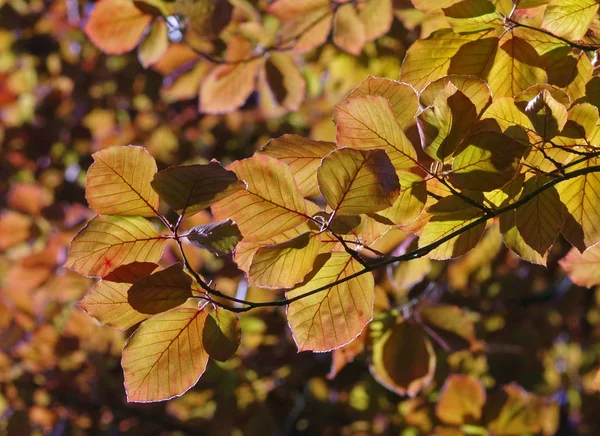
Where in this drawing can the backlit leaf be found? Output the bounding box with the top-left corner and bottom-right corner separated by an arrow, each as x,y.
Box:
317,148 -> 400,216
370,320 -> 436,397
65,215 -> 166,278
358,0 -> 393,42
541,0 -> 599,40
377,172 -> 427,226
203,308 -> 240,362
560,245 -> 600,287
249,232 -> 321,289
86,145 -> 160,217
286,253 -> 374,352
333,4 -> 366,55
151,162 -> 244,218
84,0 -> 152,55
186,219 -> 242,256
436,375 -> 486,425
128,263 -> 193,315
122,305 -> 209,402
484,384 -> 546,434
420,75 -> 492,116
500,210 -> 548,265
419,304 -> 476,343
335,95 -> 419,171
260,53 -> 306,116
258,134 -> 336,197
443,0 -> 503,32
138,19 -> 168,68
211,155 -> 309,242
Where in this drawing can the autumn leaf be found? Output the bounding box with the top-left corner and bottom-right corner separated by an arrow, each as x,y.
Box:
122,305 -> 209,402
259,53 -> 306,116
211,155 -> 309,242
286,253 -> 374,352
541,0 -> 599,41
151,162 -> 244,218
420,75 -> 492,116
138,19 -> 168,68
317,148 -> 400,216
202,308 -> 241,362
86,145 -> 160,217
333,4 -> 366,55
186,219 -> 242,256
436,375 -> 486,425
65,215 -> 166,278
377,172 -> 427,226
84,0 -> 152,55
484,384 -> 547,434
560,245 -> 600,287
419,304 -> 476,344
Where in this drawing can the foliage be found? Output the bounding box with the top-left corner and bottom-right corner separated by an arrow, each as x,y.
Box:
5,0 -> 600,434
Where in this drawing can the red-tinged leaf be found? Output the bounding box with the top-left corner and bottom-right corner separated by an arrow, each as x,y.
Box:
86,145 -> 160,217
370,320 -> 436,397
128,263 -> 193,315
65,215 -> 167,278
419,304 -> 476,344
259,53 -> 306,116
122,305 -> 209,402
199,58 -> 264,114
0,211 -> 32,251
358,0 -> 393,42
138,19 -> 168,68
333,4 -> 366,55
327,330 -> 366,379
557,157 -> 600,251
418,195 -> 486,260
343,76 -> 419,128
541,0 -> 599,40
560,245 -> 600,287
436,375 -> 486,425
376,172 -> 428,226
249,232 -> 321,289
516,176 -> 563,255
318,148 -> 400,216
211,155 -> 309,242
84,0 -> 152,55
420,75 -> 492,116
286,253 -> 374,352
258,134 -> 336,197
449,131 -> 526,191
151,162 -> 244,218
335,95 -> 419,171
203,308 -> 241,362
186,219 -> 242,256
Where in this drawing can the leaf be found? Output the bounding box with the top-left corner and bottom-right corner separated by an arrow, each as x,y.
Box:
286,253 -> 374,352
560,245 -> 600,287
122,306 -> 209,402
419,304 -> 476,343
86,145 -> 160,217
443,0 -> 503,32
203,308 -> 241,362
249,232 -> 321,289
0,211 -> 31,251
481,96 -> 535,132
370,320 -> 436,397
335,95 -> 419,171
419,195 -> 486,260
186,219 -> 242,256
151,162 -> 244,218
128,263 -> 193,315
78,263 -> 158,330
199,58 -> 264,114
449,131 -> 526,191
484,384 -> 546,434
317,148 -> 400,216
358,0 -> 393,42
84,0 -> 152,55
487,34 -> 547,98
333,4 -> 366,55
523,89 -> 568,139
173,0 -> 233,39
65,215 -> 166,278
257,134 -> 336,197
436,375 -> 486,425
211,155 -> 309,242
417,82 -> 479,162
328,331 -> 366,379
259,53 -> 306,116
343,76 -> 419,128
138,19 -> 168,68
541,0 -> 599,40
400,29 -> 498,91
500,210 -> 548,265
377,172 -> 428,226
515,176 -> 563,255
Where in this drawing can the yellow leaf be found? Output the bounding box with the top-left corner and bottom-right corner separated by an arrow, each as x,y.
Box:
318,148 -> 400,216
377,172 -> 428,226
138,19 -> 168,68
443,0 -> 503,32
420,75 -> 492,116
560,245 -> 600,287
211,155 -> 309,242
419,304 -> 476,343
436,375 -> 486,425
203,308 -> 240,362
500,210 -> 548,265
259,53 -> 306,117
286,253 -> 374,352
541,0 -> 599,40
86,145 -> 160,217
333,4 -> 366,55
358,0 -> 393,42
65,216 -> 167,278
122,306 -> 209,402
485,384 -> 546,434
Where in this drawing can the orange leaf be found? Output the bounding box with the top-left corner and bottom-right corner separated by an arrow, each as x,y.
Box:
333,4 -> 366,55
436,375 -> 486,425
560,245 -> 600,287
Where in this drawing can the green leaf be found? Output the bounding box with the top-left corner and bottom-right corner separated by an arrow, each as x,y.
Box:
449,130 -> 526,191
211,155 -> 309,242
249,232 -> 321,289
186,219 -> 242,256
286,253 -> 374,352
65,215 -> 166,278
335,95 -> 419,171
122,305 -> 209,402
86,145 -> 159,217
203,308 -> 241,362
317,148 -> 400,216
257,134 -> 336,197
128,263 -> 193,315
151,162 -> 244,218
541,0 -> 599,41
